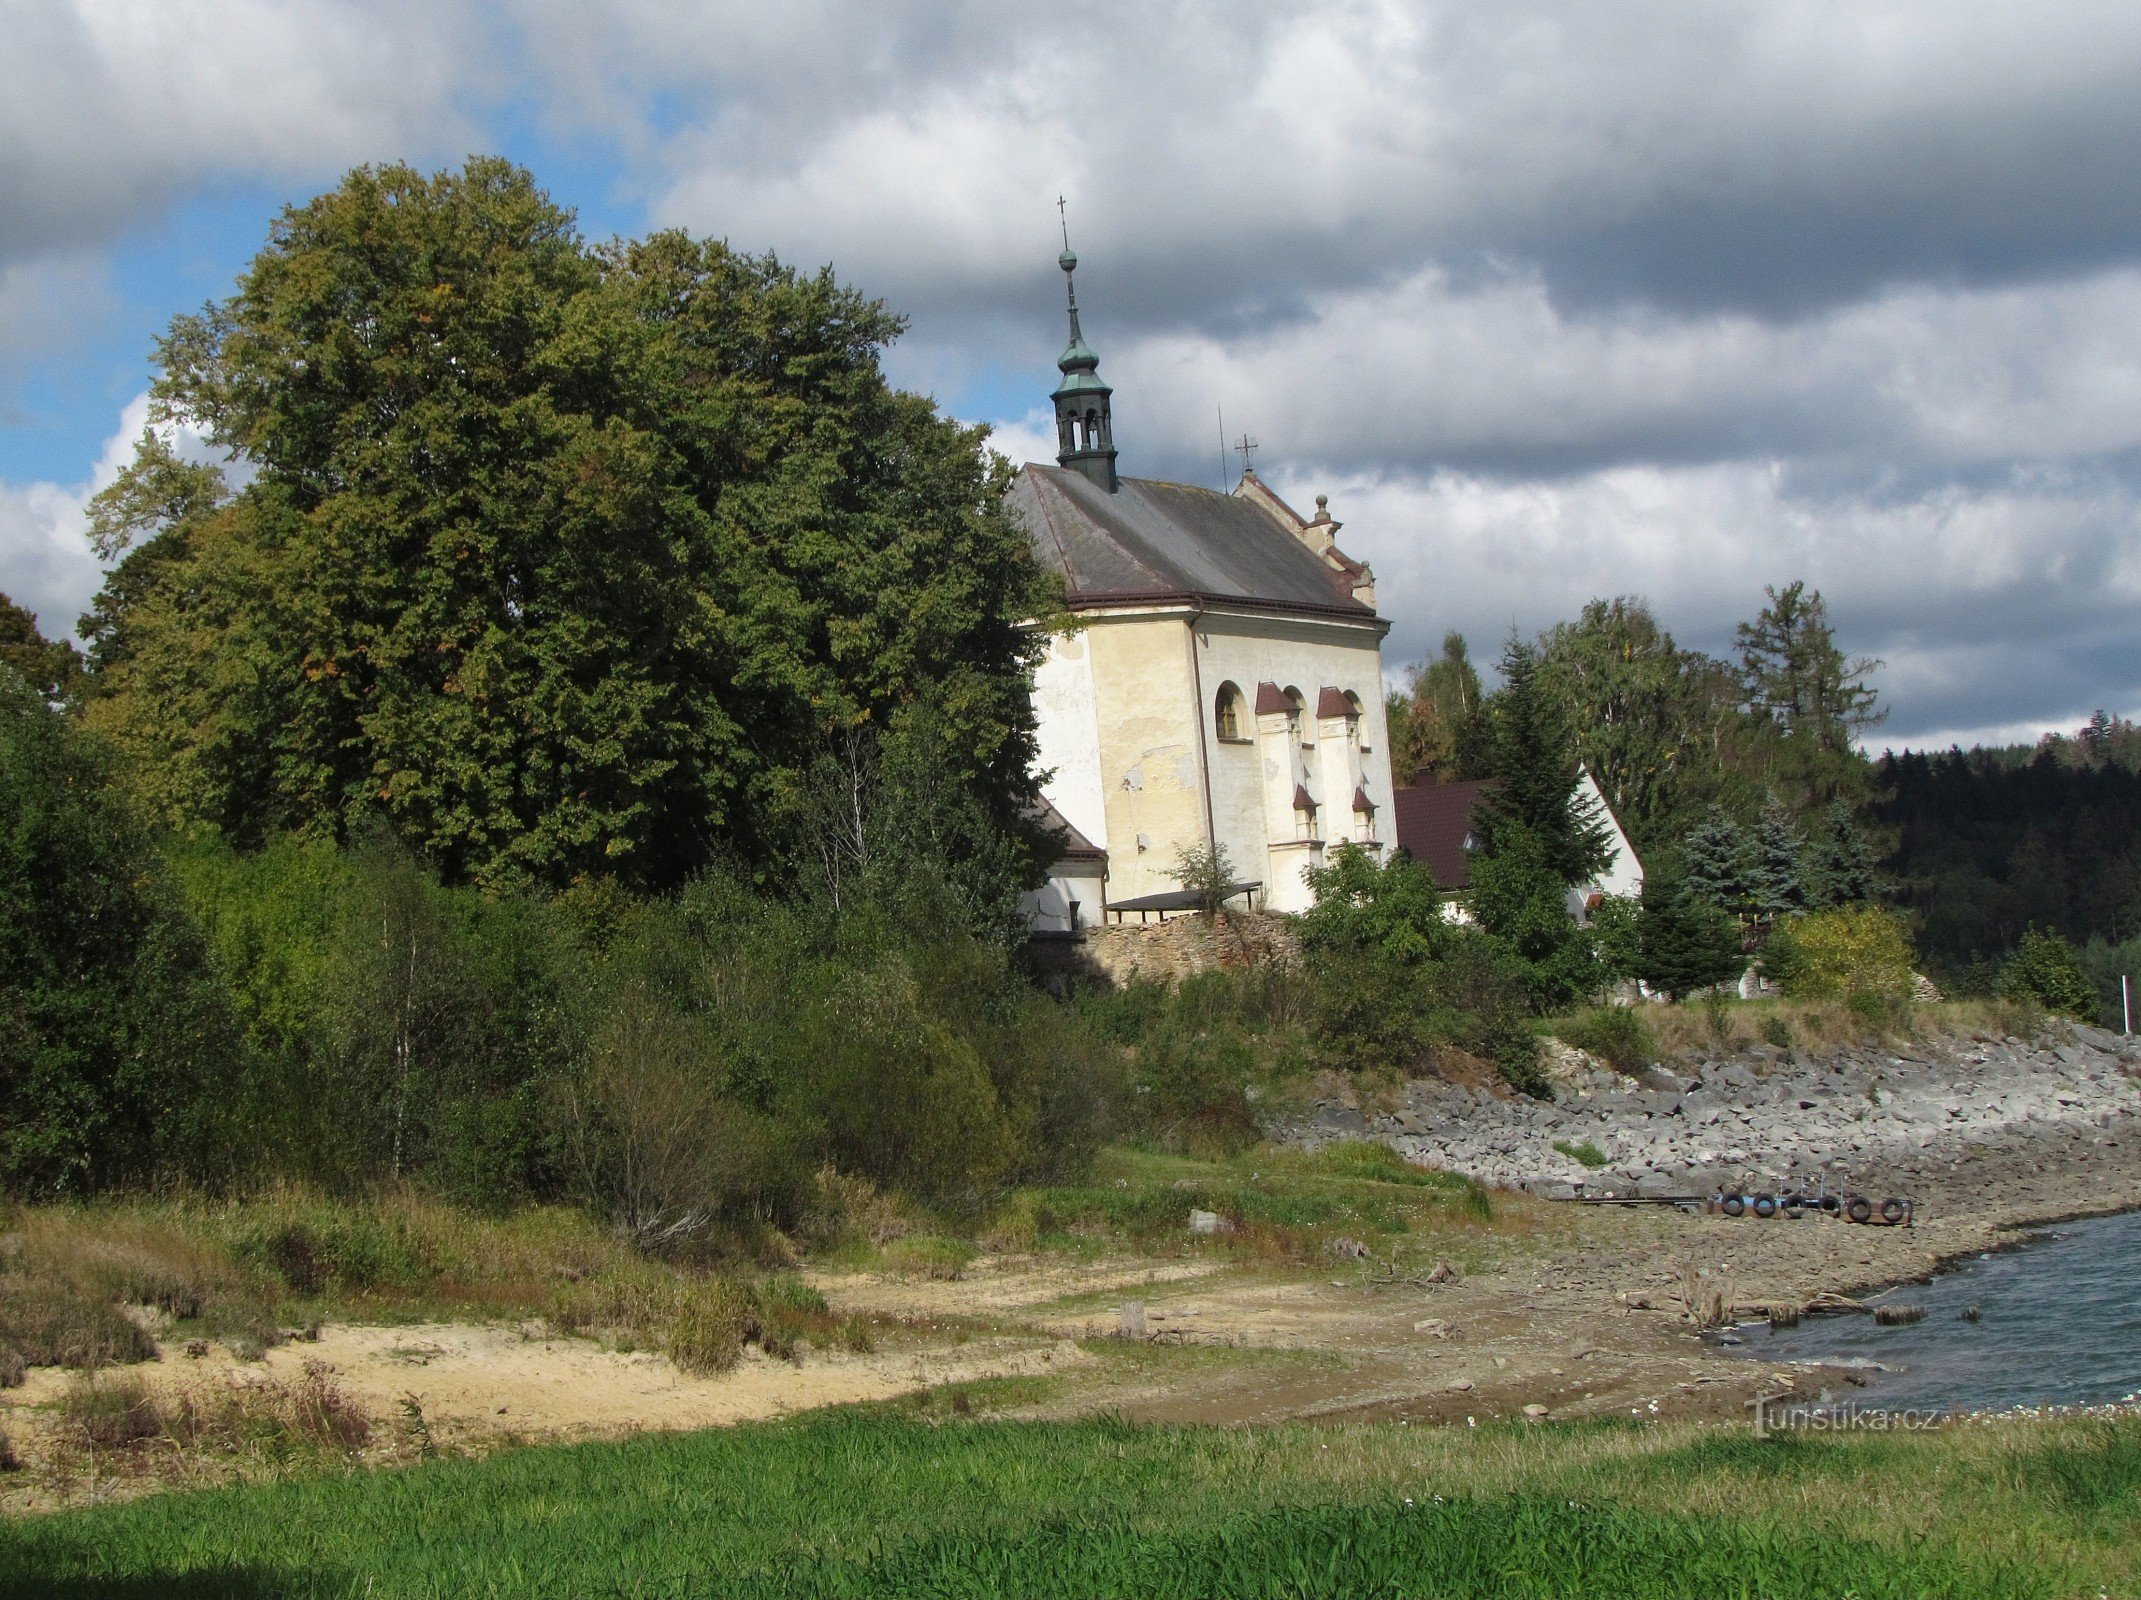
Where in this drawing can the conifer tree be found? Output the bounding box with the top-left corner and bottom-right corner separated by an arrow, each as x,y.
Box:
1746,801 -> 1809,920
1802,800 -> 1878,908
1475,637 -> 1613,885
1679,806 -> 1752,916
1633,872 -> 1745,1002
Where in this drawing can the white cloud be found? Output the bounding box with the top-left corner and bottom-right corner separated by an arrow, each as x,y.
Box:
7,0 -> 2141,742
1257,456 -> 2141,740
0,0 -> 485,264
0,392 -> 211,639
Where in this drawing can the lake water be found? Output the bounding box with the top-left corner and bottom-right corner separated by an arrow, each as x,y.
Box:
1724,1208 -> 2141,1414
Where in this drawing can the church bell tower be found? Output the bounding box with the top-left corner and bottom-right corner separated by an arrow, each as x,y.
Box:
1051,238 -> 1118,493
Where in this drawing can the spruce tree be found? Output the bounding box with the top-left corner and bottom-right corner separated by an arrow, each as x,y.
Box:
1634,872 -> 1745,1002
1746,801 -> 1809,920
1475,637 -> 1614,885
1802,801 -> 1878,908
1679,806 -> 1752,916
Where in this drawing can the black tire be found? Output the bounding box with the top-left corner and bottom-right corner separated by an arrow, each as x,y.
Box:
1721,1194 -> 1746,1218
1752,1194 -> 1778,1219
1881,1198 -> 1906,1224
1847,1196 -> 1873,1224
1820,1196 -> 1842,1213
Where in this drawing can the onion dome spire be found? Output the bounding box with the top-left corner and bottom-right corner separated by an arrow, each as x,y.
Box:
1050,203 -> 1118,492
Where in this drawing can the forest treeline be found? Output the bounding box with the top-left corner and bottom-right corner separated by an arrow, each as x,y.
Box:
1385,594 -> 2141,1010
1,158 -> 2132,1229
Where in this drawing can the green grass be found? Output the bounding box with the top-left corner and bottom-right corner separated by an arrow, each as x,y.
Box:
1552,1139 -> 1609,1168
4,1411 -> 2124,1598
995,1142 -> 1498,1263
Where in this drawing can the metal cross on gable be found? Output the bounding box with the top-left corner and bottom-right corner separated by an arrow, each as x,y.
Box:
1234,433 -> 1259,471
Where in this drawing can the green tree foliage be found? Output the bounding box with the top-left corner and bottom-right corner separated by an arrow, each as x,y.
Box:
1299,844 -> 1454,1067
1474,638 -> 1613,884
1746,800 -> 1809,919
1762,906 -> 1915,1001
79,158 -> 1053,901
1997,929 -> 2096,1020
167,836 -> 1107,1218
1679,806 -> 1753,916
1876,745 -> 2141,970
1735,581 -> 1883,806
1632,873 -> 1744,1002
0,673 -> 235,1193
1387,631 -> 1488,782
1299,845 -> 1541,1090
1534,597 -> 1754,853
0,595 -> 82,704
1802,800 -> 1879,909
1465,825 -> 1606,1013
1167,839 -> 1241,920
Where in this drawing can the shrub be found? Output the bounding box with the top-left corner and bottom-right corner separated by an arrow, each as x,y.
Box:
59,1372 -> 162,1449
285,1360 -> 372,1453
1999,929 -> 2096,1021
231,1206 -> 424,1296
1553,1139 -> 1608,1168
0,1421 -> 17,1471
0,1277 -> 159,1368
1763,906 -> 1914,1001
0,1347 -> 22,1387
881,1235 -> 975,1281
1550,1007 -> 1656,1074
666,1280 -> 759,1376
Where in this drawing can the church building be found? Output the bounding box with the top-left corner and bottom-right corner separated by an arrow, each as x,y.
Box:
1011,244 -> 1396,928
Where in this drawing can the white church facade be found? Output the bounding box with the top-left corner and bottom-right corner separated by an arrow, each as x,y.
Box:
1008,244 -> 1396,928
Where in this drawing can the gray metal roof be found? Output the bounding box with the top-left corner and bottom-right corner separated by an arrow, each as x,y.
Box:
1008,464 -> 1374,617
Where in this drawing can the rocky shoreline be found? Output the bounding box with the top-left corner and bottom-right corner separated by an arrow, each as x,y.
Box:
1292,1022 -> 2141,1207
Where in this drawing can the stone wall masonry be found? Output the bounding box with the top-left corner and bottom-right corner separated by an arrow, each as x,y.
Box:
1077,911 -> 1301,987
1283,1025 -> 2141,1201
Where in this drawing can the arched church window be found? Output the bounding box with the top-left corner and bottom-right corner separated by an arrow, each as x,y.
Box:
1284,688 -> 1308,749
1344,691 -> 1367,750
1215,682 -> 1247,742
1085,409 -> 1099,448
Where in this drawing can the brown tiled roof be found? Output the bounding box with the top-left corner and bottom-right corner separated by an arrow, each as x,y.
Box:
1316,686 -> 1354,717
1292,783 -> 1316,812
1256,681 -> 1292,714
1390,777 -> 1497,890
1352,785 -> 1375,813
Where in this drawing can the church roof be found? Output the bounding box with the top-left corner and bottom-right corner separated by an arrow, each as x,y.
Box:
1008,464 -> 1376,618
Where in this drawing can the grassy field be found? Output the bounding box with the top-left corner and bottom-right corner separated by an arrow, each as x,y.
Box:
3,1408 -> 2135,1598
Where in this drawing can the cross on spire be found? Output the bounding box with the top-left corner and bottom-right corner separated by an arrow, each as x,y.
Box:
1058,195 -> 1069,251
1234,434 -> 1259,472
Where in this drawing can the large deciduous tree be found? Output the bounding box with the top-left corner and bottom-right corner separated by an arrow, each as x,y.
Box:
1534,596 -> 1755,853
79,159 -> 1054,899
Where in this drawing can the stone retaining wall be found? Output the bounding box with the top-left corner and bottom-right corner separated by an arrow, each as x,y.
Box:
1076,912 -> 1300,987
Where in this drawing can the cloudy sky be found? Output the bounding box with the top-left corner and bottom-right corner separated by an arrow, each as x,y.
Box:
5,1 -> 2139,748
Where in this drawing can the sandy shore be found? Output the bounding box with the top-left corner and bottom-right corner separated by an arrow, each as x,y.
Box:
5,1024 -> 2133,1513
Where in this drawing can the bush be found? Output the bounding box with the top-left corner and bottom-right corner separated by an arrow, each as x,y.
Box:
667,1280 -> 759,1376
0,1277 -> 159,1368
881,1235 -> 976,1281
1550,1007 -> 1657,1074
1999,929 -> 2096,1021
59,1372 -> 162,1448
0,673 -> 236,1193
1763,906 -> 1914,1001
